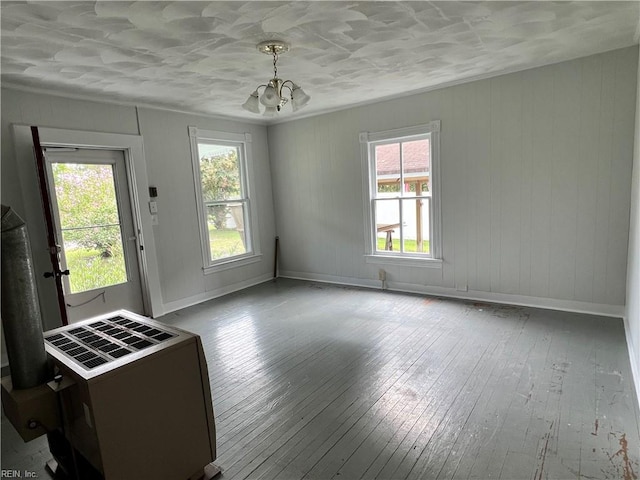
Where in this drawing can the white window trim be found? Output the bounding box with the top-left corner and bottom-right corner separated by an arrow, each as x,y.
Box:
188,126 -> 261,274
360,121 -> 442,268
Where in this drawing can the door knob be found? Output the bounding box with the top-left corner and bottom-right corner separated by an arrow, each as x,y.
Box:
44,270 -> 70,279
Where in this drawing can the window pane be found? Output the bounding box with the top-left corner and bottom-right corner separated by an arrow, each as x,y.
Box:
51,162 -> 129,293
62,226 -> 127,293
401,197 -> 430,254
198,144 -> 242,201
207,203 -> 247,261
374,199 -> 400,252
52,163 -> 119,229
375,143 -> 401,194
401,139 -> 430,194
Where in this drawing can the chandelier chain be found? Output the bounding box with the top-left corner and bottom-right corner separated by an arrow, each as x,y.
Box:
273,52 -> 278,78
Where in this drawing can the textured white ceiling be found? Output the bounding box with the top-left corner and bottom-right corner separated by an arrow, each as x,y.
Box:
2,1 -> 639,123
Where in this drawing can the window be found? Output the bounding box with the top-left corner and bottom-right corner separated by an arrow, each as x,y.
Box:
361,121 -> 441,265
189,127 -> 260,272
48,158 -> 128,294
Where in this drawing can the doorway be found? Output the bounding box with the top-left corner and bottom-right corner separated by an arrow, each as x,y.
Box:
43,148 -> 144,322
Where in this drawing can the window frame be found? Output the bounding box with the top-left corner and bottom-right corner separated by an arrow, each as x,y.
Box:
360,121 -> 442,267
188,126 -> 261,274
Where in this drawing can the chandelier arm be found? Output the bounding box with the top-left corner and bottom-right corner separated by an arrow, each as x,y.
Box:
280,82 -> 294,96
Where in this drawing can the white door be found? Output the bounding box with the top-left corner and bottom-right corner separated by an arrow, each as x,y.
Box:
44,148 -> 144,322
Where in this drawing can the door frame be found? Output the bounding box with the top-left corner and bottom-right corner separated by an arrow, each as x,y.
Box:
43,147 -> 146,320
13,125 -> 163,326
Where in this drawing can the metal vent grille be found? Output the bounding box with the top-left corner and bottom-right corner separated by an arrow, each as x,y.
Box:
44,315 -> 176,370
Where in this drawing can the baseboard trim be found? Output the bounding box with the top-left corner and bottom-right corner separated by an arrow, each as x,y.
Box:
161,273 -> 273,315
279,270 -> 625,318
280,271 -> 382,290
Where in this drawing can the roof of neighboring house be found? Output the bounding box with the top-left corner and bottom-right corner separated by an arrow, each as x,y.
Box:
376,139 -> 430,178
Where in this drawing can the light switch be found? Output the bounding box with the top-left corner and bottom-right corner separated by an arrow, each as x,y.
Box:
149,201 -> 158,214
151,214 -> 159,226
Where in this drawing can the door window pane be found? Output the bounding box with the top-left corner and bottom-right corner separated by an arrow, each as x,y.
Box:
62,227 -> 127,293
53,164 -> 120,228
51,163 -> 128,294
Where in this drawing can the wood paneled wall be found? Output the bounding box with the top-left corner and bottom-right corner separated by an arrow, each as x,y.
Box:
1,46 -> 637,320
268,46 -> 638,312
625,45 -> 640,405
136,108 -> 276,306
0,90 -> 276,318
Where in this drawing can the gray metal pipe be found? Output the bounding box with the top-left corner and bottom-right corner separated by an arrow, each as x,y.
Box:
1,204 -> 50,388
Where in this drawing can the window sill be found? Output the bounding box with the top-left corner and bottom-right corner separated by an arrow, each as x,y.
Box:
203,253 -> 262,275
364,254 -> 443,268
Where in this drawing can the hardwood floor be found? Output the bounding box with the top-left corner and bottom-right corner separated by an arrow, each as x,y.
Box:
2,279 -> 639,479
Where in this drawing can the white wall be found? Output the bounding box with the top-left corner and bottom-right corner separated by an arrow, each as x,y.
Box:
1,90 -> 142,332
136,107 -> 276,309
625,45 -> 640,405
268,46 -> 638,315
1,89 -> 276,326
0,47 -> 637,327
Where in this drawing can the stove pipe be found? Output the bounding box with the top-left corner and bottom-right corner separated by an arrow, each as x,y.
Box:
1,205 -> 50,388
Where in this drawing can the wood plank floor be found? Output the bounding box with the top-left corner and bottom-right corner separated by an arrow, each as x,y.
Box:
2,279 -> 639,479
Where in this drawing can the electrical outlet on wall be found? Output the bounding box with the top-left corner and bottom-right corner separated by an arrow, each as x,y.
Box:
378,269 -> 386,281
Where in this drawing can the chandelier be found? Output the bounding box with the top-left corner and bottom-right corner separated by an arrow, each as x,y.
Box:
242,40 -> 310,116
